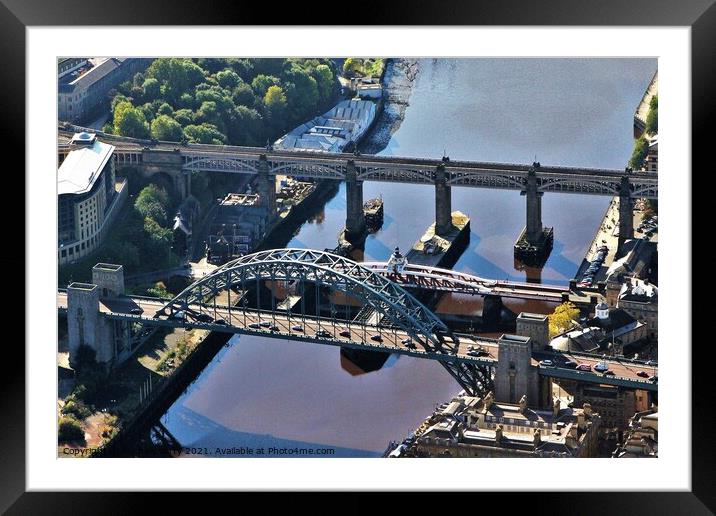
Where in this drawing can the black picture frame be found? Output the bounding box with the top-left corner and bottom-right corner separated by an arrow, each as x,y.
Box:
4,0 -> 708,513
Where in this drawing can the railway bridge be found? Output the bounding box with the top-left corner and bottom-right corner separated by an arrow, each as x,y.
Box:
59,125 -> 657,256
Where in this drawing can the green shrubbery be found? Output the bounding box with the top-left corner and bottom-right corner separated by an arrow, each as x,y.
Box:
628,136 -> 649,170
645,95 -> 658,135
58,416 -> 85,444
105,58 -> 339,145
342,58 -> 385,78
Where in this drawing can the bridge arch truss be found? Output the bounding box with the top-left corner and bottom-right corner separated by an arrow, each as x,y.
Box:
157,248 -> 493,395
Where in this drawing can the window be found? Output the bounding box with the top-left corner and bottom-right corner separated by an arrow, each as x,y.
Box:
61,249 -> 66,257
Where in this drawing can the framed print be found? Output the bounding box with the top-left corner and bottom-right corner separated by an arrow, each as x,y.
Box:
4,0 -> 710,512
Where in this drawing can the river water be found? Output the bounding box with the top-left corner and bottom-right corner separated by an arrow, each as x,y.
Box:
160,58 -> 657,457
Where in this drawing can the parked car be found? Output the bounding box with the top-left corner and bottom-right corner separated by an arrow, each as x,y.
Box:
593,362 -> 609,373
291,324 -> 304,332
539,359 -> 554,367
576,363 -> 592,371
315,329 -> 332,338
259,321 -> 271,328
248,322 -> 261,329
339,330 -> 351,338
637,371 -> 649,378
401,338 -> 412,345
370,334 -> 383,342
564,360 -> 577,368
602,370 -> 615,376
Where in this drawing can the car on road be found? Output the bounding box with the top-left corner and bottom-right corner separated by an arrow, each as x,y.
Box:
248,322 -> 261,329
602,370 -> 615,376
593,362 -> 609,373
291,324 -> 304,332
315,329 -> 332,338
370,334 -> 383,342
339,330 -> 351,338
269,325 -> 279,331
130,307 -> 143,315
214,318 -> 227,325
259,321 -> 272,328
539,360 -> 554,367
636,371 -> 649,378
467,350 -> 483,357
649,375 -> 658,383
576,363 -> 592,371
564,360 -> 577,368
645,360 -> 656,366
401,338 -> 412,346
170,310 -> 186,320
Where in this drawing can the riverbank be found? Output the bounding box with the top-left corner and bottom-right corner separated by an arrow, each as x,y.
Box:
358,59 -> 419,154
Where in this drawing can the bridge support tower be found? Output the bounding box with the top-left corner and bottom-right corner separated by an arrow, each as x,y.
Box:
516,312 -> 549,351
494,334 -> 539,406
617,175 -> 634,257
514,164 -> 553,266
435,162 -> 452,236
67,264 -> 133,370
258,154 -> 277,219
345,160 -> 366,242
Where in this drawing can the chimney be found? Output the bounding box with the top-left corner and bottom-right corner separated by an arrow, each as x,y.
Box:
495,425 -> 503,444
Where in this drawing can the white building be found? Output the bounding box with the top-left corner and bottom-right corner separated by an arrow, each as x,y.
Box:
58,133 -> 127,265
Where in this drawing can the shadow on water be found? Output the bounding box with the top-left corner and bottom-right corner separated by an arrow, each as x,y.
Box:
165,404 -> 381,458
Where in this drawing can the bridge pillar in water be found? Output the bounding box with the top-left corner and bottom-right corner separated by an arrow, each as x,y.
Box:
258,154 -> 276,219
434,163 -> 452,236
494,334 -> 539,406
523,167 -> 544,242
515,165 -> 553,265
617,175 -> 634,256
516,312 -> 549,351
345,160 -> 366,241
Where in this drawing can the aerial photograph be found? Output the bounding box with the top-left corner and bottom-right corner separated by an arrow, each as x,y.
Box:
57,57 -> 658,458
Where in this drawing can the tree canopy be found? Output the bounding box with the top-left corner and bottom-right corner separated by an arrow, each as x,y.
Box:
105,58 -> 338,146
548,302 -> 580,338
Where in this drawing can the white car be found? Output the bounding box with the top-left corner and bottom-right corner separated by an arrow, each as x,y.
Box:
593,362 -> 609,373
539,359 -> 554,367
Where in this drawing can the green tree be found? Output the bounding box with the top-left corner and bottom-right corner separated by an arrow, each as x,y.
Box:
251,74 -> 280,98
313,64 -> 334,102
264,85 -> 287,119
283,66 -> 319,120
548,302 -> 580,338
157,102 -> 174,116
183,123 -> 226,144
151,114 -> 184,142
113,100 -> 150,138
629,136 -> 649,170
343,58 -> 361,77
146,58 -> 205,103
232,82 -> 257,108
58,416 -> 85,444
142,77 -> 161,102
217,69 -> 241,89
173,108 -> 194,126
645,95 -> 658,135
135,184 -> 170,225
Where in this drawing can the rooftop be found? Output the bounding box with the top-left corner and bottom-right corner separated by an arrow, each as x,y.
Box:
58,138 -> 115,196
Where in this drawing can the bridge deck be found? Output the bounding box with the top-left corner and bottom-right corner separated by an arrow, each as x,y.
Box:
57,292 -> 657,391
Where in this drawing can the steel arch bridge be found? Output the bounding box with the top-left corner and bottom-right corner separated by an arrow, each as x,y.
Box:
156,248 -> 493,395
